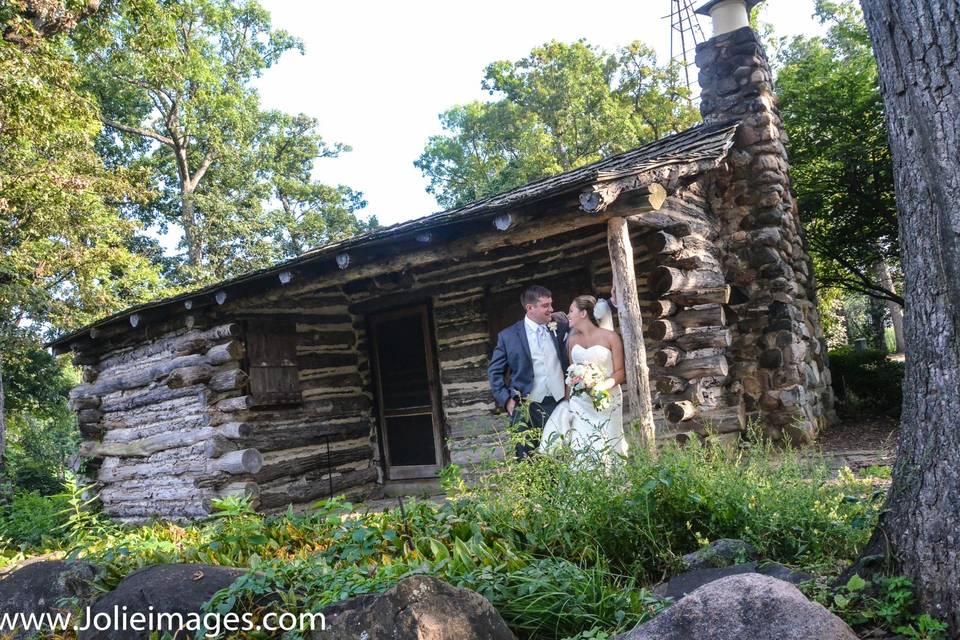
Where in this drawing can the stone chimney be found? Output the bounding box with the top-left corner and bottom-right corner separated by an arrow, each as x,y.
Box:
693,0 -> 835,442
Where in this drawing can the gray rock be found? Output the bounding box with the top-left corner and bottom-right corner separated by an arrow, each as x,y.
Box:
0,559 -> 99,639
655,561 -> 813,602
313,574 -> 515,640
621,573 -> 856,640
78,563 -> 248,640
680,538 -> 757,570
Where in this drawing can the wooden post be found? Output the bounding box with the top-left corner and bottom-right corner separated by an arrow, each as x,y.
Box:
607,216 -> 657,453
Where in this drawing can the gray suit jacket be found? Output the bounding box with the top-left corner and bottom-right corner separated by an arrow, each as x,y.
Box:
487,312 -> 570,408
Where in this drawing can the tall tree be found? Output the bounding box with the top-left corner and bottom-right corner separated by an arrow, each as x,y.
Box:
73,0 -> 371,281
858,0 -> 960,631
257,111 -> 373,258
776,1 -> 902,306
74,0 -> 298,276
1,0 -> 165,475
416,40 -> 699,208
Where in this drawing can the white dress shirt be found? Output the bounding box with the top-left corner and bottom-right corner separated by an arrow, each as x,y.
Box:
523,316 -> 566,402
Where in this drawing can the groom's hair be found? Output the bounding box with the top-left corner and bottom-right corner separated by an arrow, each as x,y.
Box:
521,285 -> 552,308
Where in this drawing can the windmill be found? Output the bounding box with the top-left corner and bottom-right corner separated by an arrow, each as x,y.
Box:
668,0 -> 708,103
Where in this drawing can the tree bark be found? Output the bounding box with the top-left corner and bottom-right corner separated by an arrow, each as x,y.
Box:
607,217 -> 657,453
182,190 -> 202,268
859,1 -> 960,631
876,261 -> 906,352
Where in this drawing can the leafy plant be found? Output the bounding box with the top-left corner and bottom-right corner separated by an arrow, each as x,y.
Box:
806,574 -> 949,639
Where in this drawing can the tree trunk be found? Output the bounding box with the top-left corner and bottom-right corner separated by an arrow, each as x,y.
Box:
868,296 -> 887,352
859,0 -> 960,631
876,261 -> 906,352
606,217 -> 657,453
182,190 -> 202,268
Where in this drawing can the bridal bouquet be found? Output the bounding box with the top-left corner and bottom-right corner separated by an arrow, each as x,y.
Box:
565,362 -> 612,411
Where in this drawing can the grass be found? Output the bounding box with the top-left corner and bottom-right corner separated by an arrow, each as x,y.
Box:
1,431 -> 945,639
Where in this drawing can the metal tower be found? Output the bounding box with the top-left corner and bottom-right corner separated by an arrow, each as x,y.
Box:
668,0 -> 707,103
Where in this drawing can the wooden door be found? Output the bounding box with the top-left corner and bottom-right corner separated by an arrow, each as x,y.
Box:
369,305 -> 444,480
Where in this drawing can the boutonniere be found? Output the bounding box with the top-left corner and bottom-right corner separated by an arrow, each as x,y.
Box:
547,321 -> 558,337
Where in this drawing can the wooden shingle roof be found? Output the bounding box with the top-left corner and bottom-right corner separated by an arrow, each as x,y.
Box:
48,119 -> 739,351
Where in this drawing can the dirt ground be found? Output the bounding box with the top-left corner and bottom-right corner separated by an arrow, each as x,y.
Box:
809,414 -> 900,472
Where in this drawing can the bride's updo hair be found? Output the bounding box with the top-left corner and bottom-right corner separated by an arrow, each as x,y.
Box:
572,295 -> 600,327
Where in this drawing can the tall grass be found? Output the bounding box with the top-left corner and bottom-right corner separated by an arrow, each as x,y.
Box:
11,434 -> 883,639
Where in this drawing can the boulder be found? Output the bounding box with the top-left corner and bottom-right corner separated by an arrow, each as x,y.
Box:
78,563 -> 248,640
680,539 -> 757,570
312,574 -> 515,640
619,573 -> 856,640
0,559 -> 99,639
655,560 -> 813,601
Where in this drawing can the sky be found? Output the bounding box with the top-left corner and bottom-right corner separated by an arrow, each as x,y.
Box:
249,0 -> 828,228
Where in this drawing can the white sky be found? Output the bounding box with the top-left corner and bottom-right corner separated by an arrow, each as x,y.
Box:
247,1 -> 827,228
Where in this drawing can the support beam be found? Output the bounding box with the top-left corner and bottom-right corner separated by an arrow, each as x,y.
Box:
607,216 -> 656,453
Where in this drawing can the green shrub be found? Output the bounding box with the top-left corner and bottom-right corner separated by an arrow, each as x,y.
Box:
0,490 -> 69,549
828,347 -> 904,416
805,574 -> 949,639
67,437 -> 887,639
453,436 -> 881,580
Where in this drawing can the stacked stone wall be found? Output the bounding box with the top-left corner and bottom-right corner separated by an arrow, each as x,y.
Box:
696,26 -> 835,442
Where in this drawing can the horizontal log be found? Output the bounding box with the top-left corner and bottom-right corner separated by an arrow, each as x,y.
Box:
649,320 -> 683,341
654,347 -> 684,367
216,449 -> 263,475
251,439 -> 371,484
166,364 -> 215,389
675,305 -> 726,328
68,395 -> 101,411
99,385 -> 204,414
664,286 -> 731,306
94,323 -> 240,370
648,300 -> 679,317
205,340 -> 245,365
652,267 -> 726,294
656,376 -> 687,394
676,329 -> 732,351
258,466 -> 377,509
216,395 -> 254,412
80,424 -> 252,458
203,435 -> 238,458
77,354 -> 208,397
688,405 -> 746,436
209,368 -> 248,392
234,421 -> 370,453
658,380 -> 705,405
645,231 -> 682,254
665,400 -> 698,423
669,355 -> 729,380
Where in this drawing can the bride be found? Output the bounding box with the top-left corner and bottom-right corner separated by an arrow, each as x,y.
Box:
539,295 -> 628,460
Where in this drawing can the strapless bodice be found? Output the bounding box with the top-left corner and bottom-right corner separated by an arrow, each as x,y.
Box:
571,343 -> 614,377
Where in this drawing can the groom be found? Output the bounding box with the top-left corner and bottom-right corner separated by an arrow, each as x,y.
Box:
488,285 -> 570,460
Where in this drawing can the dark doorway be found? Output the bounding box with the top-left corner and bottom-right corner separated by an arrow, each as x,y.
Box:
369,305 -> 444,479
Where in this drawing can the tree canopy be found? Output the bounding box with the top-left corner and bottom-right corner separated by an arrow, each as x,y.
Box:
416,40 -> 700,209
0,16 -> 166,341
72,0 -> 375,283
775,1 -> 901,304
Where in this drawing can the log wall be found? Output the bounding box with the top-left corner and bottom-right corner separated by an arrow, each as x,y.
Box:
67,165 -> 825,521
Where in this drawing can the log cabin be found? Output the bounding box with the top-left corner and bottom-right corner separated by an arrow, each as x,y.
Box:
48,0 -> 836,523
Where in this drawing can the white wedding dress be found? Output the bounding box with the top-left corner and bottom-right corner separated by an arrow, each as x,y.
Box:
538,343 -> 628,462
